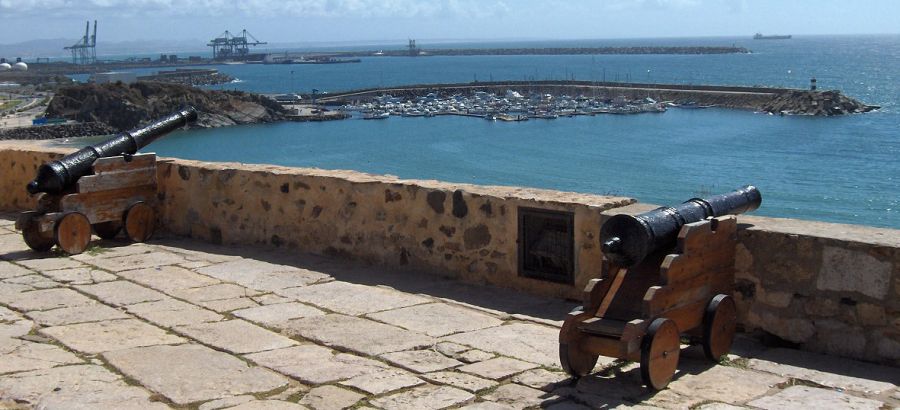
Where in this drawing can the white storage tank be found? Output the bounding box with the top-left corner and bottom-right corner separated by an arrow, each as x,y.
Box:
0,63 -> 11,71
12,62 -> 28,71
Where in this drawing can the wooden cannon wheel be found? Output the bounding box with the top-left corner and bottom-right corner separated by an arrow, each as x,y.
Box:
20,211 -> 55,252
124,202 -> 155,243
641,318 -> 680,390
559,342 -> 600,377
93,221 -> 122,240
55,212 -> 92,255
702,294 -> 737,362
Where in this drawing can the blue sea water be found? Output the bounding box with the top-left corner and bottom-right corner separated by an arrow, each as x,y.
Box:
68,35 -> 900,228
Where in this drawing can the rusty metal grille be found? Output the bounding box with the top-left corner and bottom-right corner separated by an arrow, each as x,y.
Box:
518,207 -> 574,284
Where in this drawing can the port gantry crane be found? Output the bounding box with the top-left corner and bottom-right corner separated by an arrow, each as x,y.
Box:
207,29 -> 267,60
64,20 -> 97,65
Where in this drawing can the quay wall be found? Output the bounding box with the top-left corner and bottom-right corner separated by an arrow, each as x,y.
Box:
1,142 -> 898,366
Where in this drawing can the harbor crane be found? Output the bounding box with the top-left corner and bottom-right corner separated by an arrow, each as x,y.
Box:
64,20 -> 97,65
207,30 -> 267,60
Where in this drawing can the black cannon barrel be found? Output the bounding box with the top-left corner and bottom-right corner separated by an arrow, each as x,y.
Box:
600,185 -> 762,267
27,107 -> 198,195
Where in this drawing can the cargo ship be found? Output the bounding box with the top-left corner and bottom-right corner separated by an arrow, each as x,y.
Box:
754,33 -> 792,40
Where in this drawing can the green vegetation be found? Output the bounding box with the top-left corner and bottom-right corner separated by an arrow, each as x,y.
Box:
0,99 -> 22,111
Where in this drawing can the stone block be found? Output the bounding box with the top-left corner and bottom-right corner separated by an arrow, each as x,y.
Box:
0,260 -> 34,278
511,369 -> 574,392
176,319 -> 297,354
79,250 -> 186,272
0,338 -> 83,374
367,303 -> 503,337
40,318 -> 185,354
298,385 -> 365,410
233,302 -> 324,327
105,344 -> 289,405
746,305 -> 815,343
370,385 -> 475,410
200,297 -> 260,312
442,322 -> 564,368
196,259 -> 330,291
421,371 -> 498,393
455,349 -> 496,363
39,267 -> 117,284
380,349 -> 464,373
227,400 -> 308,410
339,369 -> 424,395
857,303 -> 887,326
281,314 -> 435,356
116,265 -> 220,292
3,274 -> 59,289
817,246 -> 891,300
75,281 -> 168,306
748,348 -> 897,394
481,383 -> 562,408
245,344 -> 390,384
276,281 -> 429,316
0,364 -> 169,409
666,364 -> 784,403
3,288 -> 94,311
804,298 -> 840,317
16,257 -> 84,272
748,385 -> 884,410
458,357 -> 538,380
25,303 -> 130,326
126,299 -> 224,327
170,283 -> 260,303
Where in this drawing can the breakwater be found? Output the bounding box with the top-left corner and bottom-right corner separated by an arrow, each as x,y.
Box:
341,46 -> 749,57
318,80 -> 875,115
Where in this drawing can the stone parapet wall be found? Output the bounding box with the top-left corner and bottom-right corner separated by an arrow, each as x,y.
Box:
1,142 -> 897,365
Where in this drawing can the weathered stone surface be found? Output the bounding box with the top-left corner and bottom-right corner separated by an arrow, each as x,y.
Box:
421,371 -> 498,393
117,265 -> 220,292
0,364 -> 170,409
667,364 -> 784,403
0,320 -> 33,339
817,246 -> 892,300
746,306 -> 815,343
3,274 -> 59,289
443,322 -> 562,367
252,293 -> 293,305
370,385 -> 475,410
39,267 -> 117,284
0,261 -> 34,278
482,383 -> 561,408
435,342 -> 470,357
201,297 -> 261,312
196,259 -> 330,291
226,400 -> 309,410
176,320 -> 297,354
245,344 -> 389,384
748,348 -> 897,394
16,257 -> 84,272
233,302 -> 324,327
79,250 -> 186,272
512,369 -> 574,392
276,281 -> 429,316
298,385 -> 364,410
198,395 -> 256,410
0,305 -> 21,321
340,369 -> 424,395
381,349 -> 464,373
455,349 -> 496,363
170,283 -> 260,303
0,338 -> 83,373
368,303 -> 503,337
282,314 -> 435,356
458,357 -> 538,380
25,303 -> 130,326
75,281 -> 168,306
126,298 -> 224,327
458,403 -> 516,410
748,386 -> 884,410
104,344 -> 289,405
3,288 -> 94,311
40,318 -> 185,354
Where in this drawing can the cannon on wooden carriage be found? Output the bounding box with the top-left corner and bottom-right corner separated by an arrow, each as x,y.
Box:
15,107 -> 198,255
559,186 -> 761,390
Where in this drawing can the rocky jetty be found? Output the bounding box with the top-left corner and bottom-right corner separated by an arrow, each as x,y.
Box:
0,122 -> 118,140
760,90 -> 877,116
344,46 -> 749,57
45,82 -> 287,135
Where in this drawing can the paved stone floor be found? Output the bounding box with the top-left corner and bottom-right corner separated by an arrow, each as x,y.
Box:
0,213 -> 897,409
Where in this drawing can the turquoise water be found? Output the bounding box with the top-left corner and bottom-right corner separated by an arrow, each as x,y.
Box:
73,35 -> 900,228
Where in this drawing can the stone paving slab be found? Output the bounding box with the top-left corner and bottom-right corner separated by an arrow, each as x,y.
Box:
233,302 -> 325,327
481,383 -> 562,408
117,265 -> 221,292
227,400 -> 309,410
748,348 -> 898,394
0,261 -> 34,278
126,298 -> 225,327
75,280 -> 168,306
276,281 -> 430,316
176,319 -> 297,354
25,303 -> 131,326
421,371 -> 498,393
245,344 -> 391,384
367,302 -> 504,337
442,322 -> 564,368
666,364 -> 785,404
196,259 -> 331,291
0,338 -> 83,374
2,288 -> 95,311
298,385 -> 364,410
282,314 -> 435,356
339,369 -> 425,395
104,343 -> 290,405
369,385 -> 475,410
380,349 -> 464,373
16,257 -> 84,272
40,318 -> 186,354
3,274 -> 59,289
76,250 -> 186,272
747,385 -> 884,409
170,283 -> 261,303
457,357 -> 539,380
0,364 -> 170,409
38,267 -> 117,284
200,297 -> 261,312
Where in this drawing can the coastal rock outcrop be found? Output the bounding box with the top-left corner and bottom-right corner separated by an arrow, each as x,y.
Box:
760,90 -> 877,116
45,82 -> 287,134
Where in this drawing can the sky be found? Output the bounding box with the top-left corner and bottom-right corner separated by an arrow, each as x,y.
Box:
0,0 -> 898,47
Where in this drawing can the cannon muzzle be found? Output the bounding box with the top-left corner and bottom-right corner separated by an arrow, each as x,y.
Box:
27,107 -> 198,195
600,185 -> 761,267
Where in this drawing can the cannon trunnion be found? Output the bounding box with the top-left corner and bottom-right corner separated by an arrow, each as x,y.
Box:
559,187 -> 761,390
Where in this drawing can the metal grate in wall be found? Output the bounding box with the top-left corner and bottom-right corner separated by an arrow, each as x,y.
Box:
518,207 -> 575,284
